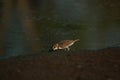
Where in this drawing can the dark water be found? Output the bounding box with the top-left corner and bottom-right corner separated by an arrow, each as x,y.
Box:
0,0 -> 120,59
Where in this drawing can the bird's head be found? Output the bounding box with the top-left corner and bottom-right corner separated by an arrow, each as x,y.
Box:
52,43 -> 59,50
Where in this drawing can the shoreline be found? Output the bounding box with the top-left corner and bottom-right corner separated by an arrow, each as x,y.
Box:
0,47 -> 120,80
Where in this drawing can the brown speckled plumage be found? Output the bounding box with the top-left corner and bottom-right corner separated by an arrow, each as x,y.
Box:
53,39 -> 79,51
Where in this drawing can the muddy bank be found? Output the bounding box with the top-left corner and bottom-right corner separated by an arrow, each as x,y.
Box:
0,47 -> 120,80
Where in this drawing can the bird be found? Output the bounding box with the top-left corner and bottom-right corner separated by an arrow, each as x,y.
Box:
52,39 -> 79,51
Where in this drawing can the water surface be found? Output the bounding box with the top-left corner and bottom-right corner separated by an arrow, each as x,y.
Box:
0,0 -> 120,59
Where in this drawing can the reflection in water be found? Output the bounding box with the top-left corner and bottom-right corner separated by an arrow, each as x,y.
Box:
1,0 -> 28,58
0,0 -> 120,59
17,0 -> 41,53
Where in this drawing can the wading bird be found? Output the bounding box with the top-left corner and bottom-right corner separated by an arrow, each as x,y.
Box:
53,39 -> 79,51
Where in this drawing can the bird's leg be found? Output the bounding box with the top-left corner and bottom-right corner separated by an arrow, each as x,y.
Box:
67,47 -> 70,51
64,48 -> 68,51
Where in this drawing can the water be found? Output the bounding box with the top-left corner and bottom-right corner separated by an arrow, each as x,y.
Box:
0,0 -> 120,59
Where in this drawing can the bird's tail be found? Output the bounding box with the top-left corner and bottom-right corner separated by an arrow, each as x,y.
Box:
74,39 -> 80,42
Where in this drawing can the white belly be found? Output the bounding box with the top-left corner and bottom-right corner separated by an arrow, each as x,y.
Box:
68,43 -> 74,47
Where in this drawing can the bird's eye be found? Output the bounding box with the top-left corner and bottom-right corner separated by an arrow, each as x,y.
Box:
53,45 -> 56,49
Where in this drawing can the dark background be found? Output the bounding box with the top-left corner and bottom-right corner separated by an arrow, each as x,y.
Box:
0,0 -> 120,80
0,0 -> 120,59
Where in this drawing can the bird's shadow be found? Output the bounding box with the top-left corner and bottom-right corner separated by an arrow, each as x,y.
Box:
48,48 -> 62,53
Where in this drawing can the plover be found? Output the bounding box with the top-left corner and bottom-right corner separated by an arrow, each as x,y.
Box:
53,39 -> 79,51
